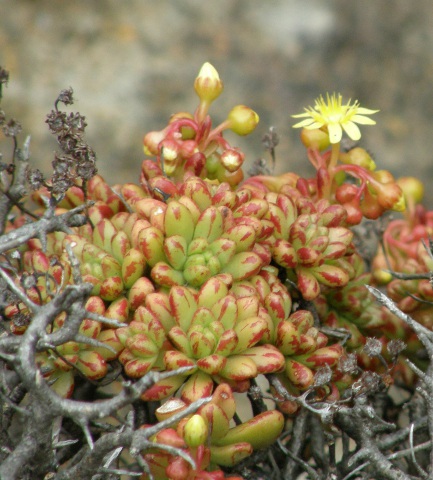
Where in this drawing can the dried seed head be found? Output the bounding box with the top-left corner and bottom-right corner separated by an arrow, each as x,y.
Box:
21,272 -> 37,290
338,353 -> 358,374
314,364 -> 332,387
27,168 -> 45,191
352,371 -> 383,395
56,87 -> 74,107
363,337 -> 383,357
2,118 -> 22,137
387,339 -> 406,358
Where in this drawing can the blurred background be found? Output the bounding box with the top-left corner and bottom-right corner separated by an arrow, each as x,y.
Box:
1,1 -> 433,204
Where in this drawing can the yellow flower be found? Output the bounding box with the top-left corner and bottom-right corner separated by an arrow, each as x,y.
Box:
292,93 -> 379,144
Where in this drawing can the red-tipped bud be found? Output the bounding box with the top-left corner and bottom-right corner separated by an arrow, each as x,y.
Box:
372,169 -> 395,184
335,184 -> 359,204
143,129 -> 166,156
160,138 -> 181,175
179,139 -> 198,158
220,148 -> 245,173
343,200 -> 363,225
377,183 -> 406,212
360,188 -> 384,219
218,165 -> 245,187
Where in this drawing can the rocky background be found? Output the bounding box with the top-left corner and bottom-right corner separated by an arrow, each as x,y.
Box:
1,1 -> 433,204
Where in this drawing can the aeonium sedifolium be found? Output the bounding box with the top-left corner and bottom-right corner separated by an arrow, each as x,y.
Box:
2,63 -> 415,478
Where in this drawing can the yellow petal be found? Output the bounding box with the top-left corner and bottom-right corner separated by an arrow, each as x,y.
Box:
304,121 -> 325,130
356,107 -> 379,115
351,114 -> 377,125
291,112 -> 313,118
327,123 -> 343,143
292,118 -> 316,128
342,121 -> 361,141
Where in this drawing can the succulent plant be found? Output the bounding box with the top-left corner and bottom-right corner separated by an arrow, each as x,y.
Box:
133,197 -> 267,289
116,274 -> 286,402
3,61 -> 425,480
35,312 -> 122,398
142,383 -> 284,478
245,184 -> 356,300
6,279 -> 124,397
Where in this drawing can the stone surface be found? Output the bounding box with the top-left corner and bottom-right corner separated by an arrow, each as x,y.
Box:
1,1 -> 433,204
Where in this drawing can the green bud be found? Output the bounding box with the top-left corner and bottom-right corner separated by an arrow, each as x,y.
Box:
184,414 -> 209,447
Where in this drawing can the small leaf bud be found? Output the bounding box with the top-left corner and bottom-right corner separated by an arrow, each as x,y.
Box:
183,414 -> 208,447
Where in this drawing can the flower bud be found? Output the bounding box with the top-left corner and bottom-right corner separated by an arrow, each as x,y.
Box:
169,111 -> 196,139
220,148 -> 245,173
339,147 -> 376,171
377,183 -> 406,212
372,169 -> 395,185
227,105 -> 259,136
194,62 -> 223,104
360,189 -> 384,219
397,176 -> 424,205
300,128 -> 330,151
372,252 -> 393,284
343,200 -> 363,225
335,184 -> 358,204
184,151 -> 206,175
143,129 -> 166,156
160,138 -> 181,176
183,414 -> 208,447
160,138 -> 180,161
218,167 -> 244,187
179,139 -> 198,158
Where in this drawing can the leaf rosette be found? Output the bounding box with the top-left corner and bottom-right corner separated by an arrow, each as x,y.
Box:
116,275 -> 285,402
